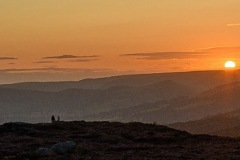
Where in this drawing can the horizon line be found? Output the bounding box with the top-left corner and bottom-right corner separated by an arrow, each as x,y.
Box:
1,69 -> 239,85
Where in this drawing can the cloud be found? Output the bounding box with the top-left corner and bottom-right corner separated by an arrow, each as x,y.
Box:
43,54 -> 100,59
121,52 -> 208,60
195,46 -> 240,58
34,61 -> 56,64
43,55 -> 78,59
122,46 -> 240,61
0,57 -> 18,60
69,58 -> 99,62
196,46 -> 240,52
227,23 -> 240,27
0,67 -> 113,73
0,68 -> 52,73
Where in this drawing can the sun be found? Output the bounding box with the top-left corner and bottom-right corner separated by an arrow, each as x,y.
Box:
225,61 -> 236,69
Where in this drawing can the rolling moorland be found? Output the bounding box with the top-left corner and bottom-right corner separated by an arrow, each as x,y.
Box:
1,70 -> 240,137
169,108 -> 240,137
2,121 -> 240,160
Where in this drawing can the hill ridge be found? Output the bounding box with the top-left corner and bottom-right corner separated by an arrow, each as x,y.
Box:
1,121 -> 240,159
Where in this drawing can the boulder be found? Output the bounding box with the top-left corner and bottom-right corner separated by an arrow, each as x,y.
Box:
35,147 -> 56,156
50,141 -> 76,155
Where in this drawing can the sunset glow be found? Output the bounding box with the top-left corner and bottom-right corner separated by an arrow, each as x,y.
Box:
225,61 -> 236,69
2,2 -> 240,157
0,0 -> 240,84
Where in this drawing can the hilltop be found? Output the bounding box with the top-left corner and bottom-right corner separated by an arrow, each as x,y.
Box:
1,121 -> 240,160
1,70 -> 240,92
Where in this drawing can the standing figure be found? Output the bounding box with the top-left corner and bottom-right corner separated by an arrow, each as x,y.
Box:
51,115 -> 56,123
57,115 -> 60,121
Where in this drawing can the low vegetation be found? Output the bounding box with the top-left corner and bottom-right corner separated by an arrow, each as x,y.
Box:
1,121 -> 240,159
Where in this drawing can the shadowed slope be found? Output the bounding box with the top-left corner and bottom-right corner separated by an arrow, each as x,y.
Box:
1,121 -> 240,159
84,81 -> 240,124
169,109 -> 240,137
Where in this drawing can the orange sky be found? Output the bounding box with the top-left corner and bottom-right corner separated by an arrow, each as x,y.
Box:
0,0 -> 240,83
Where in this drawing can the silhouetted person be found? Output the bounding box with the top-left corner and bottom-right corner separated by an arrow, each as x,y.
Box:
57,115 -> 60,121
51,115 -> 56,123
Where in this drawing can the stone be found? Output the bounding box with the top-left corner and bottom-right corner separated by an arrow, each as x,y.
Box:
50,141 -> 76,155
36,147 -> 56,156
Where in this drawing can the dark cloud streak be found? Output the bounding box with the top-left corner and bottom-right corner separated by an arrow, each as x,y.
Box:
34,61 -> 56,64
0,57 -> 18,60
0,67 -> 113,73
195,46 -> 240,53
121,52 -> 207,60
69,58 -> 99,62
43,55 -> 100,59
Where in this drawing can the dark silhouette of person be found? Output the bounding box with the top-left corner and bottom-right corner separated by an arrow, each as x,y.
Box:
57,115 -> 60,121
51,115 -> 56,123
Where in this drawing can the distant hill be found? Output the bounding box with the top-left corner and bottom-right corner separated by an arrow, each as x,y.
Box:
1,121 -> 240,159
1,70 -> 240,125
0,80 -> 193,124
84,81 -> 240,124
168,108 -> 240,137
212,125 -> 240,137
1,70 -> 240,92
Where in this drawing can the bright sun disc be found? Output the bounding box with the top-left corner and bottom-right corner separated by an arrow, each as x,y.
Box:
225,61 -> 236,68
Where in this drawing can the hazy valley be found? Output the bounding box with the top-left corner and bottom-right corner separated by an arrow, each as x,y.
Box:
1,70 -> 240,138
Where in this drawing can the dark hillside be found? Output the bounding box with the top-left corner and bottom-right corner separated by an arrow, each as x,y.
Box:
1,121 -> 240,160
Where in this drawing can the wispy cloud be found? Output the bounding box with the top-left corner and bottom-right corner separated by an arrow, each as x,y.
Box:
69,58 -> 99,63
195,46 -> 240,55
0,67 -> 113,73
121,52 -> 207,60
122,46 -> 240,61
226,23 -> 240,27
43,55 -> 78,59
0,68 -> 54,73
0,57 -> 18,60
34,61 -> 56,64
43,54 -> 100,59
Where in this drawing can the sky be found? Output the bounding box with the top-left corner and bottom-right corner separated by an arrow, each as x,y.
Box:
0,0 -> 240,84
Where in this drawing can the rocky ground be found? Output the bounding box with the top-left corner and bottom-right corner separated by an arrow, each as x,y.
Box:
1,121 -> 240,160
